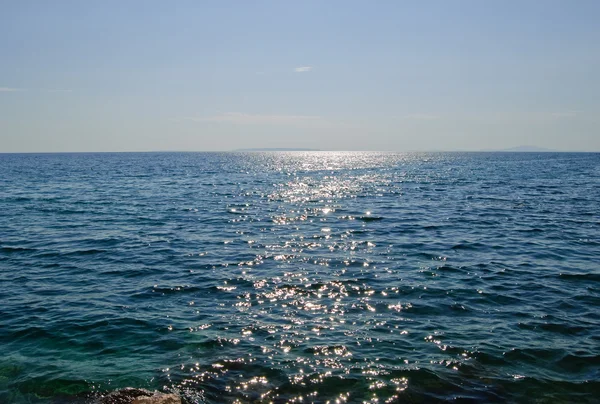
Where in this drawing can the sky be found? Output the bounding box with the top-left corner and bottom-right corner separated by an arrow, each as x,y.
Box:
1,0 -> 599,152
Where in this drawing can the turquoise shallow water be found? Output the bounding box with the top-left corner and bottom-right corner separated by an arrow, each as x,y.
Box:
0,152 -> 599,403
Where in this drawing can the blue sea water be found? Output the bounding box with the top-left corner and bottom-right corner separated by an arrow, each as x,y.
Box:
0,152 -> 599,403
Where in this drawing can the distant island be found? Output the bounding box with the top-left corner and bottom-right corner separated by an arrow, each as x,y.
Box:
233,148 -> 321,152
499,145 -> 555,152
232,146 -> 559,153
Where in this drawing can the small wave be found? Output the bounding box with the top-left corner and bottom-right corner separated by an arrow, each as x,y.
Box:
559,273 -> 600,282
0,246 -> 35,254
517,321 -> 588,336
358,215 -> 383,222
555,353 -> 600,373
503,347 -> 566,363
451,242 -> 487,250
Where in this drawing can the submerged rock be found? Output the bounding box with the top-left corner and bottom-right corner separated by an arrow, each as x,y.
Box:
94,388 -> 181,404
132,393 -> 181,404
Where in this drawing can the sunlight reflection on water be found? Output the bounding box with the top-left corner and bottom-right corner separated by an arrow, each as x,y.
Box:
0,152 -> 599,403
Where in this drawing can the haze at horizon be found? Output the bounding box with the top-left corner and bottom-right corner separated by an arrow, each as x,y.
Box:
1,0 -> 599,152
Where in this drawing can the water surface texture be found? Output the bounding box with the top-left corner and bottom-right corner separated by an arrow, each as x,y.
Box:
1,152 -> 599,403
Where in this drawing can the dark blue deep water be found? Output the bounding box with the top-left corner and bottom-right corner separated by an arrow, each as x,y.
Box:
1,152 -> 599,403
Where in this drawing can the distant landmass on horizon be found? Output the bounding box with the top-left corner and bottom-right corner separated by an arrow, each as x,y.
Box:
497,145 -> 556,152
233,148 -> 321,152
231,146 -> 558,153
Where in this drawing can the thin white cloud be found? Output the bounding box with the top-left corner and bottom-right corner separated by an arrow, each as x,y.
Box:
549,111 -> 577,118
399,113 -> 440,120
484,110 -> 581,121
185,112 -> 322,125
0,87 -> 24,92
293,66 -> 313,73
0,87 -> 73,93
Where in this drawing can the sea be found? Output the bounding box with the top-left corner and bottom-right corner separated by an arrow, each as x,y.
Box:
0,152 -> 599,403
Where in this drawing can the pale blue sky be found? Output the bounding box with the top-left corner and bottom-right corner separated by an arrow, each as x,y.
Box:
1,0 -> 599,152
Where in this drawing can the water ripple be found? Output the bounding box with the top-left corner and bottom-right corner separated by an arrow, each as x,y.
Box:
0,152 -> 599,403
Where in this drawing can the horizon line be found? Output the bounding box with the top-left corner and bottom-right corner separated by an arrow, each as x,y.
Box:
1,150 -> 599,154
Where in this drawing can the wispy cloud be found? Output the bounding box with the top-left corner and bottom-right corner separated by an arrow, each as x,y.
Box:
293,66 -> 313,73
399,113 -> 440,120
0,87 -> 24,92
549,111 -> 578,118
0,87 -> 73,93
184,112 -> 322,125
